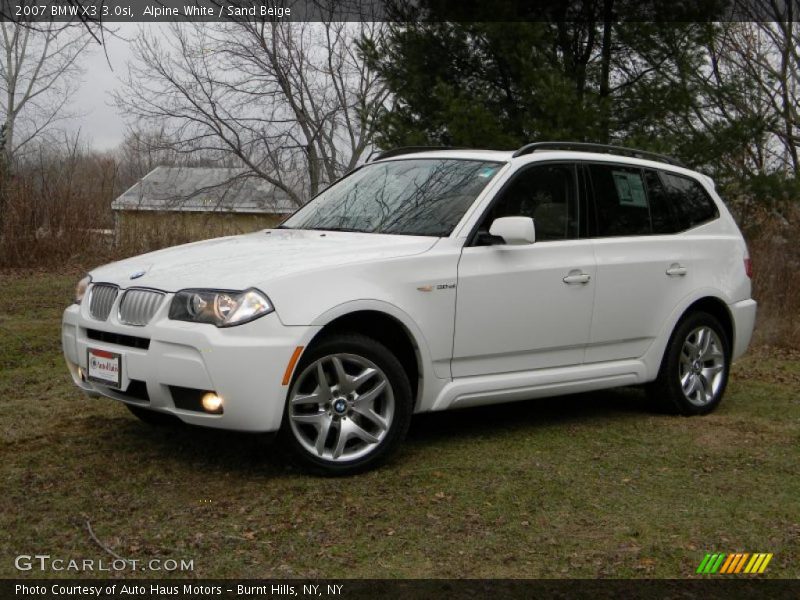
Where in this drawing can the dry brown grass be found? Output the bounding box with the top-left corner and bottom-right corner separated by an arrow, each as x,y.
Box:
742,205 -> 800,347
115,211 -> 283,256
0,149 -> 118,269
0,151 -> 279,268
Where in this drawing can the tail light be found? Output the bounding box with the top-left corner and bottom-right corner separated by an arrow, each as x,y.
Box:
744,257 -> 752,278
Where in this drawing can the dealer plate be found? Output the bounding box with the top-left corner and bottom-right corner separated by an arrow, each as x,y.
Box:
87,348 -> 121,388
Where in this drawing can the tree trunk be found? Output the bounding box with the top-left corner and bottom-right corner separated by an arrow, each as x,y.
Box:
598,0 -> 614,143
0,123 -> 7,234
780,16 -> 798,174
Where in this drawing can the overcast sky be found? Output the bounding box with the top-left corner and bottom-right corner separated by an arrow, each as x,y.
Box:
66,23 -> 149,151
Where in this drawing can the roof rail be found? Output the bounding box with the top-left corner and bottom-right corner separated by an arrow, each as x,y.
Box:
512,141 -> 685,167
369,146 -> 459,162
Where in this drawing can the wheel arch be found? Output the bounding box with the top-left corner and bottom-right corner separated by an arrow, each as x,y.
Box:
681,296 -> 734,349
644,292 -> 735,380
299,301 -> 433,409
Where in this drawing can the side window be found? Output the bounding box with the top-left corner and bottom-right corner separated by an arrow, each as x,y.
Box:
480,163 -> 579,241
643,169 -> 680,234
587,164 -> 651,237
659,172 -> 719,230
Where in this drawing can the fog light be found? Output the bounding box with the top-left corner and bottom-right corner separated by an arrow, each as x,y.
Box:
201,392 -> 223,413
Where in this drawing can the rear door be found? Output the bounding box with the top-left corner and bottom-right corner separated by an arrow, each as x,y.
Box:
452,162 -> 596,377
585,163 -> 696,362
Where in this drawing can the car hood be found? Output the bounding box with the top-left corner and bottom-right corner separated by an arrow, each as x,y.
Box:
90,229 -> 439,291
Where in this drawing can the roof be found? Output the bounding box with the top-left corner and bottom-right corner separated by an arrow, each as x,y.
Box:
112,167 -> 296,214
373,149 -> 514,163
373,148 -> 706,181
371,142 -> 685,168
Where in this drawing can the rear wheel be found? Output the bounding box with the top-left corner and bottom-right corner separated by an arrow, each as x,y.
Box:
647,311 -> 730,415
280,334 -> 412,476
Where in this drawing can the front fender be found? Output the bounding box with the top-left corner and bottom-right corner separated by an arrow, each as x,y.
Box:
306,299 -> 449,413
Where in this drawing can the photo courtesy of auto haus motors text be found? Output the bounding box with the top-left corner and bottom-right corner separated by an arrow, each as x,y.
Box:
1,0 -> 798,598
14,584 -> 344,597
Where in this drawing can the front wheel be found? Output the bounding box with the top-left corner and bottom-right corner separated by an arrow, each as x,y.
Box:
280,334 -> 413,476
647,311 -> 730,415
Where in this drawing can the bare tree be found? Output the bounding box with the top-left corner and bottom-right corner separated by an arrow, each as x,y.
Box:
742,18 -> 798,175
115,124 -> 240,190
667,22 -> 778,177
0,1 -> 104,44
713,4 -> 799,176
116,126 -> 182,185
115,21 -> 389,206
0,20 -> 90,167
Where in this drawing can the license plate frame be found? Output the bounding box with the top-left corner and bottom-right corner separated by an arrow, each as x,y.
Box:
87,348 -> 121,388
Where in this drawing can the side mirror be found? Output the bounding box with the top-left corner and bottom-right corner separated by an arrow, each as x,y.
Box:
488,216 -> 536,245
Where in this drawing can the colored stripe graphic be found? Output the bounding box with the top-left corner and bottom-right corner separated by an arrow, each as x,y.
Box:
749,554 -> 766,573
696,554 -> 712,574
720,554 -> 736,573
758,554 -> 773,573
731,554 -> 743,573
698,552 -> 773,574
735,553 -> 750,573
744,554 -> 760,573
724,553 -> 743,574
702,554 -> 718,574
699,553 -> 726,574
710,553 -> 726,573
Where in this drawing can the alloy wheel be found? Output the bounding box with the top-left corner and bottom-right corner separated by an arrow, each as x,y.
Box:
678,326 -> 726,407
288,353 -> 395,462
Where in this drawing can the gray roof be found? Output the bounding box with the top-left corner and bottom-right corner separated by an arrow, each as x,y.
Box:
112,167 -> 296,214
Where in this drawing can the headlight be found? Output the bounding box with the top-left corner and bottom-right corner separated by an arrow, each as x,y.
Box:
169,288 -> 274,327
74,275 -> 91,305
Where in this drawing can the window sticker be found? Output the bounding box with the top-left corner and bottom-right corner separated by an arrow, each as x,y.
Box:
478,166 -> 499,178
612,171 -> 647,208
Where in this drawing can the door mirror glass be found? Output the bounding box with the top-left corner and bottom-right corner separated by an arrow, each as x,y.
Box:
489,216 -> 536,245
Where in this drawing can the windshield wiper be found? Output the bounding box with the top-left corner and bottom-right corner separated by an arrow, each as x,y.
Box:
275,225 -> 368,233
317,227 -> 366,233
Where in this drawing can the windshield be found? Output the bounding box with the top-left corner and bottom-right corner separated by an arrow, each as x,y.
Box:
281,158 -> 503,236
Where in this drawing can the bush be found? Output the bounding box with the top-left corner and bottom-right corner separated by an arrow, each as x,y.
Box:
0,148 -> 117,268
744,206 -> 800,348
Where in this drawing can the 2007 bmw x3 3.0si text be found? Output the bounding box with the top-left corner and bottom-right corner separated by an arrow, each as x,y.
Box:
63,143 -> 756,475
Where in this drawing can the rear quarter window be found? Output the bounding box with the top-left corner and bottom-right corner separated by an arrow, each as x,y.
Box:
658,172 -> 719,230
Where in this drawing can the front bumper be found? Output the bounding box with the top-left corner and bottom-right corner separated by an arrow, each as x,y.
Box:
62,299 -> 320,432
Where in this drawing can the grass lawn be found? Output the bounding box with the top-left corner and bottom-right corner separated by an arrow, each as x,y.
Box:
1,270 -> 798,579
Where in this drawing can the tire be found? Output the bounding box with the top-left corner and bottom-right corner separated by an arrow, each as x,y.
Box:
279,333 -> 413,476
647,311 -> 731,415
126,403 -> 182,427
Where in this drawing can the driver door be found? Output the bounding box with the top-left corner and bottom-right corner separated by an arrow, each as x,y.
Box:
452,162 -> 596,377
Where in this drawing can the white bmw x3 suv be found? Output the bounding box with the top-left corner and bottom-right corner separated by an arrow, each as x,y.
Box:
63,142 -> 756,475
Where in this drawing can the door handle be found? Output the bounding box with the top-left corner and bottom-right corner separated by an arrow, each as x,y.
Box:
666,263 -> 687,277
563,271 -> 591,285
